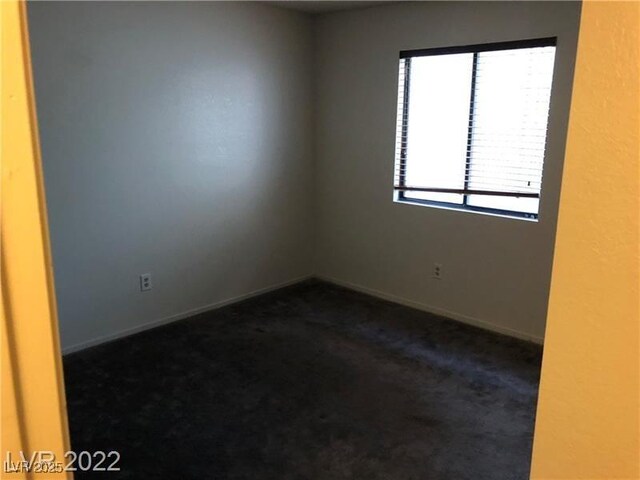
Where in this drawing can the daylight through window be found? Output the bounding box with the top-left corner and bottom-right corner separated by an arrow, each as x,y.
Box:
393,39 -> 557,219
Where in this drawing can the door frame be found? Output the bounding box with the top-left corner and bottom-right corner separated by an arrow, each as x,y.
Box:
2,1 -> 72,477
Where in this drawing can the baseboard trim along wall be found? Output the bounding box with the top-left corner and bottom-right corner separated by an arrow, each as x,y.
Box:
317,275 -> 545,345
62,275 -> 314,355
63,273 -> 543,354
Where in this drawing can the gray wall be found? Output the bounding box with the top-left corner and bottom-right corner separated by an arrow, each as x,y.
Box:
314,1 -> 581,342
28,1 -> 315,351
29,1 -> 581,351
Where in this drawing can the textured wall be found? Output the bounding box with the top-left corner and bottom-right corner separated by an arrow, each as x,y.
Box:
531,1 -> 640,477
29,1 -> 584,354
314,1 -> 581,342
28,2 -> 315,351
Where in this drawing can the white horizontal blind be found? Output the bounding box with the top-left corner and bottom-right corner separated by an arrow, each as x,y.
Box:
393,40 -> 556,218
466,47 -> 556,214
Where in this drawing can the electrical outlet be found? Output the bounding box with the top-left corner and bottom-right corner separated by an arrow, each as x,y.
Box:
433,263 -> 443,280
140,273 -> 152,292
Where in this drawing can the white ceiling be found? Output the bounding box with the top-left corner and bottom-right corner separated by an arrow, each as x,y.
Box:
265,1 -> 397,14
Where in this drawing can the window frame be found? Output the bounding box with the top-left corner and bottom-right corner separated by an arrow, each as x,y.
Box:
395,37 -> 557,221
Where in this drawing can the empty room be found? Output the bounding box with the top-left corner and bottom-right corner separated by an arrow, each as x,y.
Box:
3,1 -> 639,479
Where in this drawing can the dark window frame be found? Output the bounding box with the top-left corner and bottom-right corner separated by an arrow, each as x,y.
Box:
395,37 -> 557,221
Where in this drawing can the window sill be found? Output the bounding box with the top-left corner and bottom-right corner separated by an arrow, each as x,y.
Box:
393,196 -> 539,222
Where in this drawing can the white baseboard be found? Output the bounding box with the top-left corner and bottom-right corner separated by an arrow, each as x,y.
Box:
316,275 -> 544,345
63,273 -> 542,354
62,274 -> 314,355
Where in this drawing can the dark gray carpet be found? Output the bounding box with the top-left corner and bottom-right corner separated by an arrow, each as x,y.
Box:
63,280 -> 542,479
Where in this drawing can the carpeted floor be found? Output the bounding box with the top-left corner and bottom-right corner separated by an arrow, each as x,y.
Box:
63,280 -> 543,479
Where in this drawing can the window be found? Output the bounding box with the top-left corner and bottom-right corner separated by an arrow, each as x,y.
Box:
393,38 -> 557,219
